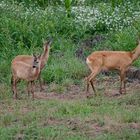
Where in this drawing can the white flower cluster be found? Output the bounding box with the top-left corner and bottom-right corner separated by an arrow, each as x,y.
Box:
1,0 -> 140,32
0,1 -> 53,21
72,2 -> 140,31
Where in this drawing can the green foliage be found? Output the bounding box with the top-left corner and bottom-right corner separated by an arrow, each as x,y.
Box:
104,27 -> 138,51
1,0 -> 140,87
43,55 -> 87,83
64,0 -> 72,17
0,1 -> 140,139
9,0 -> 62,7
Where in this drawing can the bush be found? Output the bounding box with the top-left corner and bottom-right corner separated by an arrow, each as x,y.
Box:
1,0 -> 140,85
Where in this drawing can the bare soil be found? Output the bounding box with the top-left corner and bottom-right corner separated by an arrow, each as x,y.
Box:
33,76 -> 140,100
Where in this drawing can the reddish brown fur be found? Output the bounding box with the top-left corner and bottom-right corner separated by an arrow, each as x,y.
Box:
11,40 -> 52,91
11,55 -> 41,99
86,42 -> 140,97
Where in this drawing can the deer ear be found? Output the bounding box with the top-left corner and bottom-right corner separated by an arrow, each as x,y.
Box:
43,41 -> 48,49
48,38 -> 53,46
32,53 -> 37,58
136,34 -> 140,44
38,54 -> 41,59
131,50 -> 135,54
136,40 -> 140,45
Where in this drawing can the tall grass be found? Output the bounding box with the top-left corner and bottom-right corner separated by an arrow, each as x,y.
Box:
0,1 -> 140,140
1,0 -> 140,85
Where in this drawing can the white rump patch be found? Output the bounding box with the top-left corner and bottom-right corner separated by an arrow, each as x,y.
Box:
86,58 -> 92,64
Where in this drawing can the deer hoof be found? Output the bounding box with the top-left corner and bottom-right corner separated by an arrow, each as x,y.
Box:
119,89 -> 126,94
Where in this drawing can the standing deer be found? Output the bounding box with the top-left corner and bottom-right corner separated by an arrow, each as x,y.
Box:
86,41 -> 140,98
12,40 -> 52,91
11,54 -> 41,99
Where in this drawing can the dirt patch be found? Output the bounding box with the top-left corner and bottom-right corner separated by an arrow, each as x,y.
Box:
85,122 -> 104,137
42,117 -> 104,137
126,66 -> 140,82
34,75 -> 140,100
20,107 -> 31,114
0,105 -> 14,114
130,123 -> 140,130
42,117 -> 64,126
34,84 -> 86,100
84,117 -> 140,137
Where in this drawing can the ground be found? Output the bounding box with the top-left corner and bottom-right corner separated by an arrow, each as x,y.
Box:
35,75 -> 140,100
0,75 -> 140,140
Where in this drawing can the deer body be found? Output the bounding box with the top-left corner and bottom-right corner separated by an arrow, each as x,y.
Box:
87,51 -> 132,71
11,55 -> 41,99
86,42 -> 140,97
12,62 -> 40,81
11,41 -> 51,91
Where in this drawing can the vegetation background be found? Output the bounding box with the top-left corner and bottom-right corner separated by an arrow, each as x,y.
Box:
0,0 -> 140,139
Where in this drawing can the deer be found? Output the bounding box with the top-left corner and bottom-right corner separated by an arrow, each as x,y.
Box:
11,54 -> 41,99
86,40 -> 140,98
11,40 -> 52,91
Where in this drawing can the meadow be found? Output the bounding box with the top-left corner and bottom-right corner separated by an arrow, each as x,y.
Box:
0,0 -> 140,139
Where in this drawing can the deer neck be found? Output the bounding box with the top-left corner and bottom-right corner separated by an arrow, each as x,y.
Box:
31,66 -> 39,78
131,47 -> 140,62
32,59 -> 41,77
40,48 -> 50,69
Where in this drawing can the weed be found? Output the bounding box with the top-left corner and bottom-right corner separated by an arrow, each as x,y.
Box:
0,1 -> 140,140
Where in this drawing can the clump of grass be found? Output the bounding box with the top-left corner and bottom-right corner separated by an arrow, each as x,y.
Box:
0,84 -> 12,99
52,100 -> 93,118
48,83 -> 66,94
42,52 -> 88,84
0,114 -> 14,127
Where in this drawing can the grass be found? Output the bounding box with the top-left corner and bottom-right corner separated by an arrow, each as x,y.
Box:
1,0 -> 140,139
0,83 -> 140,139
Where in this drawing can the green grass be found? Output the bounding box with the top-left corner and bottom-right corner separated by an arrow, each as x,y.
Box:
1,0 -> 140,139
0,87 -> 140,139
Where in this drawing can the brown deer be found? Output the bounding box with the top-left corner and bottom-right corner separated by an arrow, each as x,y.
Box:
86,41 -> 140,98
12,40 -> 52,91
11,54 -> 41,99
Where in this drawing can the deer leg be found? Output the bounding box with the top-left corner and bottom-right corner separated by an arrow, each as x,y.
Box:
38,72 -> 44,91
120,70 -> 126,94
27,82 -> 31,97
86,72 -> 94,96
86,75 -> 96,94
12,77 -> 18,99
86,78 -> 90,96
31,81 -> 35,99
86,68 -> 101,98
11,75 -> 14,95
90,80 -> 96,94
